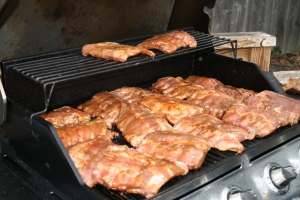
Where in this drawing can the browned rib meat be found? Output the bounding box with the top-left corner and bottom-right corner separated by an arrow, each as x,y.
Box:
77,92 -> 130,128
162,30 -> 197,47
111,87 -> 155,103
116,104 -> 172,147
248,90 -> 300,126
173,114 -> 251,153
82,42 -> 155,62
282,77 -> 300,94
173,114 -> 227,135
140,94 -> 204,124
152,76 -> 203,99
68,136 -> 188,198
222,104 -> 282,138
138,30 -> 197,54
56,118 -> 117,148
199,125 -> 245,153
186,76 -> 224,89
40,106 -> 90,128
187,89 -> 237,118
186,76 -> 257,103
137,131 -> 210,170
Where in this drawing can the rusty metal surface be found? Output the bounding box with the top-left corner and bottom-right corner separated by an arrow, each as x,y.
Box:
0,0 -> 175,61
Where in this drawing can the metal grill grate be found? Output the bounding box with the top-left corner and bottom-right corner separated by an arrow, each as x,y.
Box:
5,30 -> 237,86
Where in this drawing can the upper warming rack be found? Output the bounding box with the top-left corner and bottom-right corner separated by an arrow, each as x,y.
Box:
2,29 -> 237,86
1,28 -> 237,115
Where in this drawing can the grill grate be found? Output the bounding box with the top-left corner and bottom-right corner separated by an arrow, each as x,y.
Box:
5,30 -> 237,86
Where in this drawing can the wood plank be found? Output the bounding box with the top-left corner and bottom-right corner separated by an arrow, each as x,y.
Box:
215,48 -> 249,61
216,47 -> 271,71
249,47 -> 271,71
213,32 -> 276,49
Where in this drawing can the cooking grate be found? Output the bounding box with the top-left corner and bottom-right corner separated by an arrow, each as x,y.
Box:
3,29 -> 237,85
1,28 -> 237,115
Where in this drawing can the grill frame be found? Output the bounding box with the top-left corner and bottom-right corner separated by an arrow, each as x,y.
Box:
2,37 -> 299,199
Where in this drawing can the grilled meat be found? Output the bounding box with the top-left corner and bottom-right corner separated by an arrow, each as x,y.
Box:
282,77 -> 300,94
138,30 -> 197,54
40,106 -> 90,128
77,92 -> 130,129
173,114 -> 222,135
116,104 -> 172,147
68,136 -> 188,198
140,94 -> 204,124
164,30 -> 197,47
82,42 -> 155,62
173,114 -> 250,153
111,87 -> 155,103
248,90 -> 300,126
152,76 -> 203,100
56,118 -> 117,148
187,76 -> 257,103
186,76 -> 224,89
222,104 -> 282,138
187,89 -> 237,118
137,131 -> 210,170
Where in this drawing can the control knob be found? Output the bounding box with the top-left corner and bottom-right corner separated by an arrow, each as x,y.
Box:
270,165 -> 297,188
264,162 -> 297,195
222,185 -> 257,200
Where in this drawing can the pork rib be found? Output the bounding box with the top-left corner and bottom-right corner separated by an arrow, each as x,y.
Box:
137,131 -> 210,170
56,118 -> 117,148
77,92 -> 130,128
248,90 -> 300,126
187,76 -> 257,103
138,30 -> 197,54
68,136 -> 188,198
222,104 -> 282,138
116,104 -> 172,147
152,76 -> 203,100
82,42 -> 155,62
111,87 -> 155,103
140,94 -> 204,124
173,114 -> 251,153
40,106 -> 91,128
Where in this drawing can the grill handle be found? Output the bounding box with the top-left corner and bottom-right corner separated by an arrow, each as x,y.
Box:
0,78 -> 6,124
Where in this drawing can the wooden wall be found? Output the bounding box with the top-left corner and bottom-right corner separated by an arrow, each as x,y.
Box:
205,0 -> 300,53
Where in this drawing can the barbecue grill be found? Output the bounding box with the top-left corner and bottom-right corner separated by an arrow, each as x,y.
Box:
1,1 -> 300,200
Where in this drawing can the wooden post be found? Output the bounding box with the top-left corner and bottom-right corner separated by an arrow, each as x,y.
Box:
213,32 -> 276,71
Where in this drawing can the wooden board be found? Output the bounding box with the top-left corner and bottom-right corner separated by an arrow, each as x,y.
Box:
213,32 -> 276,71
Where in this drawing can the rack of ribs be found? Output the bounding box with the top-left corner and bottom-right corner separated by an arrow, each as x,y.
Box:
136,130 -> 210,170
173,114 -> 251,153
82,42 -> 155,62
140,94 -> 204,124
138,30 -> 197,54
40,106 -> 91,128
77,91 -> 130,129
222,104 -> 282,138
186,76 -> 257,103
68,135 -> 188,198
152,76 -> 204,100
116,104 -> 172,147
152,76 -> 238,118
248,90 -> 300,126
56,118 -> 117,148
111,86 -> 155,103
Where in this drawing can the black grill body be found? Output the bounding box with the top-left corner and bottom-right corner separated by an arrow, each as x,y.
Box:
2,36 -> 300,199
